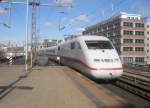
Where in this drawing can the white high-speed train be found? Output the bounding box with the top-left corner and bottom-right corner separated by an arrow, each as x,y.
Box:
38,35 -> 123,80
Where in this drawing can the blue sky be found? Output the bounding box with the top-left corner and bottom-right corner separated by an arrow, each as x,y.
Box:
0,0 -> 150,45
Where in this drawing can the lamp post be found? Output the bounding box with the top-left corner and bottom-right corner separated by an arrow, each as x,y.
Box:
25,0 -> 29,72
58,12 -> 66,31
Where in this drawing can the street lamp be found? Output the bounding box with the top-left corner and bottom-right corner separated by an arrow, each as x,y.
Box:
58,11 -> 65,31
25,0 -> 29,72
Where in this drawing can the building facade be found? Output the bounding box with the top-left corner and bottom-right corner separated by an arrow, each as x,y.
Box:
146,22 -> 150,64
83,12 -> 149,65
38,39 -> 63,49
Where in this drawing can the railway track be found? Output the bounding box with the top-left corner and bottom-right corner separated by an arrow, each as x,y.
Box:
124,66 -> 150,72
65,65 -> 150,101
115,72 -> 150,101
66,67 -> 150,107
124,70 -> 150,78
69,66 -> 150,102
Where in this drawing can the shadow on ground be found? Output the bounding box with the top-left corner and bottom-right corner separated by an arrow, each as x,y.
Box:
0,70 -> 32,100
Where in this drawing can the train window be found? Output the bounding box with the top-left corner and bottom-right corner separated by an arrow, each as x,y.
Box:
71,42 -> 75,50
58,46 -> 60,51
76,42 -> 81,49
85,41 -> 113,49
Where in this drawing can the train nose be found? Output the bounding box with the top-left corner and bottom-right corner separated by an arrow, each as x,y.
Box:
91,69 -> 123,79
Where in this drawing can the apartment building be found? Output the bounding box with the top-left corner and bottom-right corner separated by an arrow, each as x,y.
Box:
83,12 -> 149,65
146,22 -> 150,64
38,39 -> 63,49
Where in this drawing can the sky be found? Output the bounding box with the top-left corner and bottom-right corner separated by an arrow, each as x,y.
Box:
0,0 -> 150,45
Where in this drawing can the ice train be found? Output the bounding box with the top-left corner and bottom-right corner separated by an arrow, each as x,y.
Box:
38,35 -> 123,80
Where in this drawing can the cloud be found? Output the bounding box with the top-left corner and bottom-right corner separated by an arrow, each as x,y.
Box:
100,10 -> 105,16
0,7 -> 6,14
55,0 -> 73,7
55,0 -> 73,4
70,14 -> 89,24
39,32 -> 45,35
73,27 -> 85,35
43,21 -> 55,28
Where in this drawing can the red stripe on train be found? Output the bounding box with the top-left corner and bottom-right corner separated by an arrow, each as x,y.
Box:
51,55 -> 123,71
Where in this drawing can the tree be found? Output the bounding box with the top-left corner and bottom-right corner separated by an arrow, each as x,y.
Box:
0,50 -> 5,59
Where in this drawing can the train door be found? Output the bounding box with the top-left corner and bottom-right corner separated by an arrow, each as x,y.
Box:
75,42 -> 82,58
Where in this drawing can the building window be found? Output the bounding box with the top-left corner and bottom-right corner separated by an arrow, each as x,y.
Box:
147,50 -> 149,53
114,23 -> 119,27
147,44 -> 149,47
135,47 -> 144,51
135,31 -> 144,35
123,22 -> 133,27
147,38 -> 149,40
123,39 -> 133,43
123,47 -> 133,51
123,57 -> 133,63
76,42 -> 81,49
135,57 -> 144,62
98,27 -> 101,31
147,25 -> 149,28
135,23 -> 144,27
116,47 -> 120,53
135,39 -> 144,43
123,30 -> 133,35
147,31 -> 149,34
108,24 -> 113,29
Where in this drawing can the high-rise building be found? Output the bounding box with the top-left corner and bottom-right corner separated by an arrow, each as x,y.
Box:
83,12 -> 149,65
146,22 -> 150,64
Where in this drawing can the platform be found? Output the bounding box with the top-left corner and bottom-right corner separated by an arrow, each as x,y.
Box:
0,65 -> 146,108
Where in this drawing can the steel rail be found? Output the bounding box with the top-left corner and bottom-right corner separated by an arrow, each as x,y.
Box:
115,74 -> 150,101
124,70 -> 150,78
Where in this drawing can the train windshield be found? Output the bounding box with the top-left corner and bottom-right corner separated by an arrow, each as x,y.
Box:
85,41 -> 114,49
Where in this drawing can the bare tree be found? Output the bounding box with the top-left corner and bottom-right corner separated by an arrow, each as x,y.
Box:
0,50 -> 5,63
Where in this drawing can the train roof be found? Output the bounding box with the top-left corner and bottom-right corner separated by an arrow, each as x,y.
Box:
38,35 -> 110,51
67,35 -> 110,42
